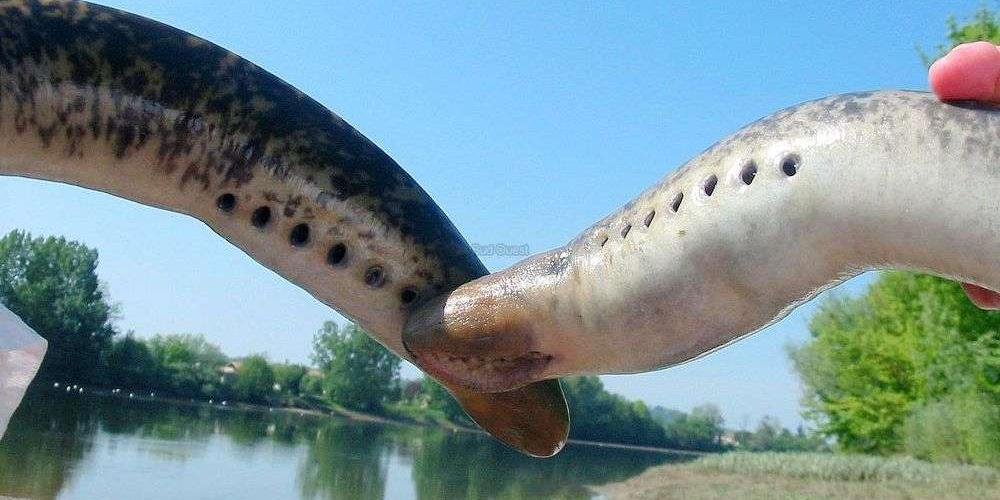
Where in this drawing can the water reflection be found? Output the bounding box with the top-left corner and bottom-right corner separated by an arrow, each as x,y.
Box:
0,388 -> 688,499
300,422 -> 394,499
0,394 -> 96,498
408,431 -> 668,499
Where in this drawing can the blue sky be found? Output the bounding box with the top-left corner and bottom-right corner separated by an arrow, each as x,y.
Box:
0,1 -> 983,429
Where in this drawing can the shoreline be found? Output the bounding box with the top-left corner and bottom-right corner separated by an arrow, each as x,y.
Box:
47,384 -> 704,456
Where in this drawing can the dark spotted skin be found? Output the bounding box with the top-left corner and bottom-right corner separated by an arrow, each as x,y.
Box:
0,0 -> 485,288
0,0 -> 569,458
403,89 -> 1000,395
580,91 -> 1000,250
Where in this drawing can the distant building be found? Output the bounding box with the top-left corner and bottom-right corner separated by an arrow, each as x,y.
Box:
720,431 -> 739,447
219,361 -> 242,384
220,361 -> 242,374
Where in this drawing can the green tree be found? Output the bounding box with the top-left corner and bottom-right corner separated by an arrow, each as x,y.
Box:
0,230 -> 116,382
273,363 -> 307,396
311,321 -> 401,413
104,332 -> 159,389
790,272 -> 1000,462
561,376 -> 668,447
659,403 -> 726,452
903,391 -> 1000,466
234,355 -> 275,403
689,404 -> 725,447
920,7 -> 1000,65
147,333 -> 228,397
300,372 -> 324,397
419,376 -> 468,424
736,416 -> 826,452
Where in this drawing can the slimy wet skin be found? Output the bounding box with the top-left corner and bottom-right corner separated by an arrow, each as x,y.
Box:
405,91 -> 1000,393
0,0 -> 567,457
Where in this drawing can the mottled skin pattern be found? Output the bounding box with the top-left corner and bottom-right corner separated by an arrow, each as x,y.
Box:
0,0 -> 568,457
405,90 -> 1000,394
0,0 -> 483,290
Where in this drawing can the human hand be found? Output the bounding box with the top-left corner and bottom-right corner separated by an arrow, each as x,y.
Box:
930,41 -> 1000,310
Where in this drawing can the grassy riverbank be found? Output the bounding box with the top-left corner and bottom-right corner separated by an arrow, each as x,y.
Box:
594,452 -> 1000,499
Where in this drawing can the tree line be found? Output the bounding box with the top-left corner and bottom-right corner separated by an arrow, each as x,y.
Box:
0,229 -> 817,452
790,273 -> 1000,466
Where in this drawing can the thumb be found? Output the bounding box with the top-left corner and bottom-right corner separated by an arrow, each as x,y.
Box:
962,283 -> 1000,310
929,41 -> 1000,102
930,42 -> 1000,310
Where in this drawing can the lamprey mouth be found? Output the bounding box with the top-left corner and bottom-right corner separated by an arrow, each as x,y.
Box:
406,291 -> 568,455
402,262 -> 569,456
412,349 -> 555,394
403,280 -> 558,393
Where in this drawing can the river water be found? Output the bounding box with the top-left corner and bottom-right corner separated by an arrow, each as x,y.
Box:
0,388 -> 689,499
